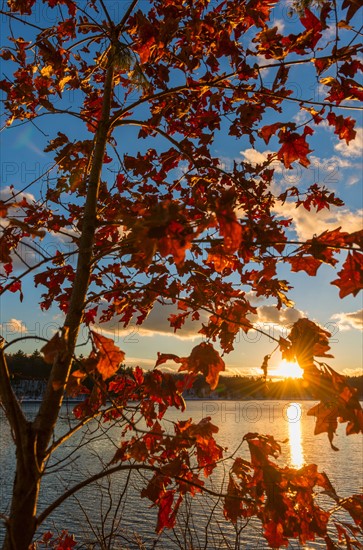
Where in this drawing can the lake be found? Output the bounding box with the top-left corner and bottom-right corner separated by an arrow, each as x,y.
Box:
1,400 -> 362,549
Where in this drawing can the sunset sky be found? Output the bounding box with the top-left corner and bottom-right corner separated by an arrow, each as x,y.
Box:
0,1 -> 362,379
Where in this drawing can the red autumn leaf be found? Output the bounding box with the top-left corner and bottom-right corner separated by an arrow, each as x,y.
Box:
179,342 -> 225,390
8,281 -> 22,293
155,344 -> 225,390
0,237 -> 13,264
155,352 -> 183,368
300,8 -> 323,33
345,229 -> 363,248
188,416 -> 219,441
327,112 -> 356,144
287,255 -> 322,276
157,220 -> 194,267
7,0 -> 36,15
307,402 -> 339,450
218,215 -> 242,253
264,521 -> 287,548
91,331 -> 125,380
84,306 -> 98,325
56,531 -> 77,549
340,494 -> 363,527
156,490 -> 178,533
279,318 -> 333,368
103,154 -> 113,164
259,122 -> 285,145
314,57 -> 334,75
277,130 -> 312,168
4,263 -> 13,275
331,251 -> 363,298
206,252 -> 236,273
342,0 -> 362,23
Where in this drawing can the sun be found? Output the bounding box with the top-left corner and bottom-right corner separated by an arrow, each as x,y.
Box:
273,360 -> 304,379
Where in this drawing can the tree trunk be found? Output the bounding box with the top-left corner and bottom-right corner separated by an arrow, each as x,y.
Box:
3,425 -> 41,550
1,51 -> 116,550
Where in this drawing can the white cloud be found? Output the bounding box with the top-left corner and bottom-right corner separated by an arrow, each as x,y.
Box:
273,202 -> 363,240
292,110 -> 310,125
249,305 -> 304,327
122,356 -> 156,369
334,126 -> 363,158
96,301 -> 209,341
346,175 -> 360,186
0,186 -> 35,204
274,18 -> 285,33
308,153 -> 351,169
341,368 -> 363,377
240,148 -> 277,167
0,318 -> 28,335
331,310 -> 363,331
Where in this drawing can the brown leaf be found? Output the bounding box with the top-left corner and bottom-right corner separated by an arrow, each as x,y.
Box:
41,328 -> 68,364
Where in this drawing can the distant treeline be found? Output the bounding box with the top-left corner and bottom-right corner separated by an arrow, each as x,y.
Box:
6,350 -> 363,400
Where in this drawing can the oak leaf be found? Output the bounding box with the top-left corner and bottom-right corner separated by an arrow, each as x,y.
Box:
91,331 -> 125,380
277,130 -> 312,168
179,343 -> 225,390
331,251 -> 363,298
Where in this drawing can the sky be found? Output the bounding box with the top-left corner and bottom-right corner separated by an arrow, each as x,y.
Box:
0,0 -> 362,379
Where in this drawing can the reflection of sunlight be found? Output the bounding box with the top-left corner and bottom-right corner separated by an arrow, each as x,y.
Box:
286,403 -> 304,469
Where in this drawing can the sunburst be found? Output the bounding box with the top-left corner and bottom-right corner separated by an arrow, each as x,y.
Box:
273,360 -> 303,379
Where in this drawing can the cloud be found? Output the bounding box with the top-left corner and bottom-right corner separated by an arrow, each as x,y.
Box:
346,175 -> 360,186
341,368 -> 363,377
0,186 -> 35,204
96,301 -> 209,341
331,310 -> 363,331
273,202 -> 363,240
122,356 -> 157,369
0,318 -> 28,335
249,306 -> 304,327
334,126 -> 363,158
240,148 -> 278,167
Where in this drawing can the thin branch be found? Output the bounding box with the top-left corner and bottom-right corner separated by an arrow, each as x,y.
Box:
0,9 -> 45,30
0,250 -> 78,298
2,336 -> 49,351
36,463 -> 156,526
99,0 -> 114,28
0,341 -> 27,451
2,155 -> 67,204
116,0 -> 139,33
44,409 -> 105,460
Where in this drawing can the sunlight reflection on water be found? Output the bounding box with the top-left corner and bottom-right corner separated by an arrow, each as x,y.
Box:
286,402 -> 304,469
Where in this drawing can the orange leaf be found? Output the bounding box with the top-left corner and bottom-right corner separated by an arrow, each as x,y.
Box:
259,122 -> 284,145
207,252 -> 236,273
91,331 -> 125,380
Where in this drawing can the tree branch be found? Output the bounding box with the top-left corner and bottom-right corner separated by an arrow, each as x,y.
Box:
0,341 -> 27,453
